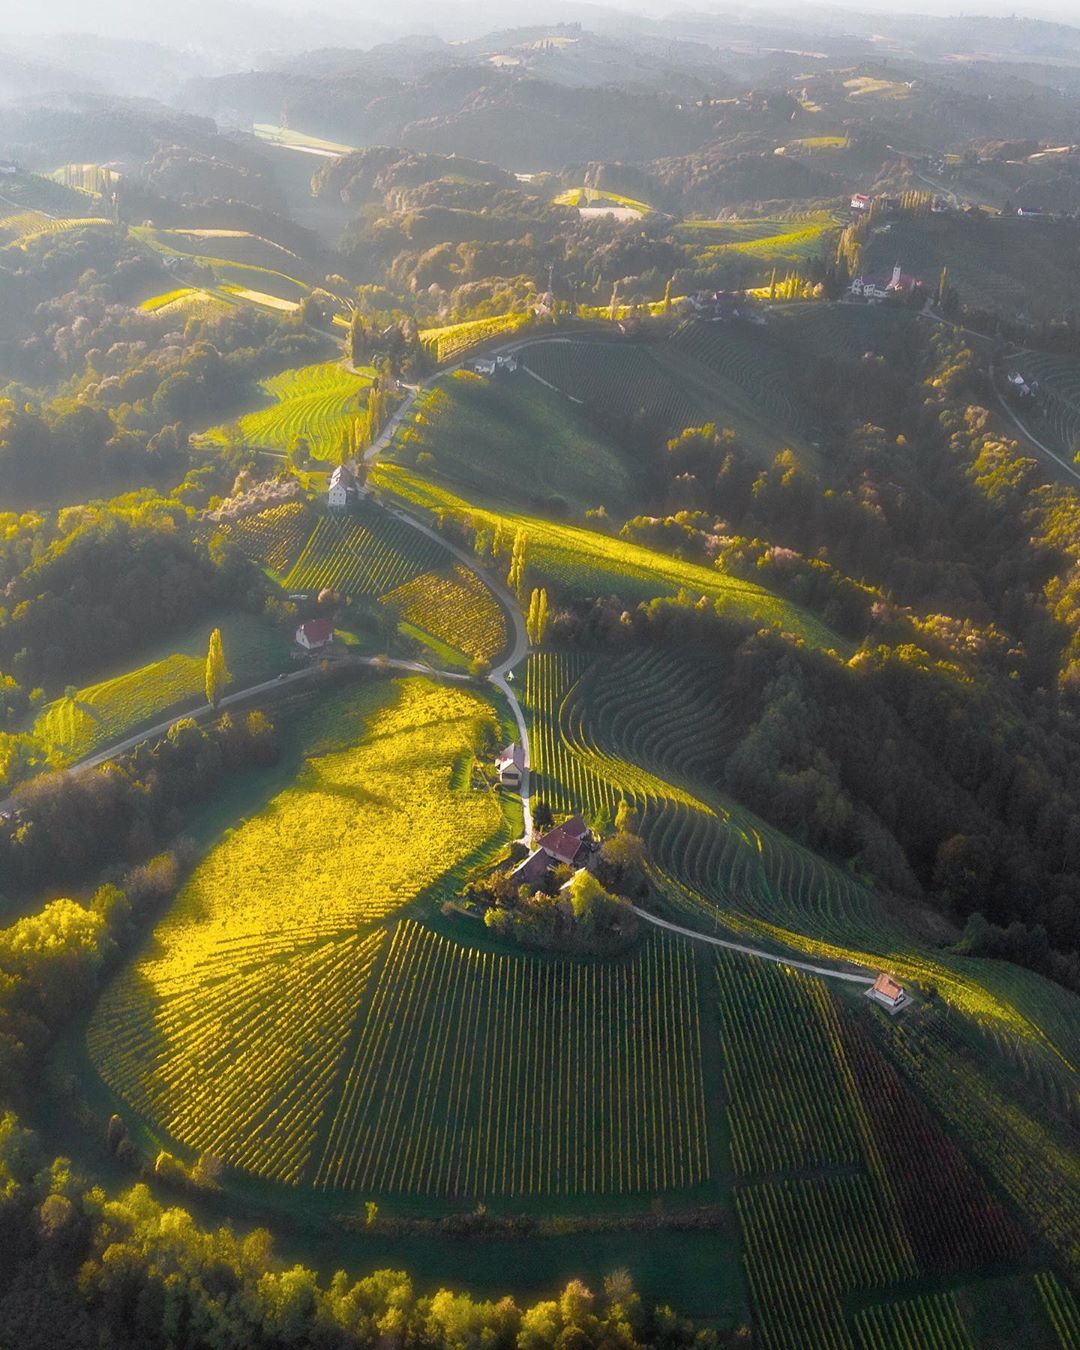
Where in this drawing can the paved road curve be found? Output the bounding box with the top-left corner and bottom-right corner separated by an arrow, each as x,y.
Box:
631,906 -> 877,985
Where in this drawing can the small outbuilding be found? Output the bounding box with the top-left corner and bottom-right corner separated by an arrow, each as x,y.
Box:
296,618 -> 334,650
495,743 -> 526,788
866,971 -> 907,1012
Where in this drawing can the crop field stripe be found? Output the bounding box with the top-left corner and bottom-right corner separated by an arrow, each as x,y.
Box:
853,1292 -> 974,1350
1035,1272 -> 1080,1348
314,920 -> 708,1197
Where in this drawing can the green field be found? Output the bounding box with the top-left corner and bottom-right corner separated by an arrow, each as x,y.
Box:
32,611 -> 290,764
392,367 -> 640,511
198,361 -> 376,459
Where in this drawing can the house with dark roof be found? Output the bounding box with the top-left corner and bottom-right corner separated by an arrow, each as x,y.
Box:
328,463 -> 360,511
866,971 -> 907,1011
495,743 -> 526,788
507,813 -> 594,890
536,814 -> 591,866
295,618 -> 334,650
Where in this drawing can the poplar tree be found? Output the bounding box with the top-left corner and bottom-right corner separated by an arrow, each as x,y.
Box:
205,628 -> 231,710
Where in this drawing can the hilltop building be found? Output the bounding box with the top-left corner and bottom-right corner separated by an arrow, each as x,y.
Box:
495,743 -> 526,788
866,972 -> 907,1011
850,262 -> 922,303
328,463 -> 360,510
295,618 -> 334,650
850,192 -> 872,212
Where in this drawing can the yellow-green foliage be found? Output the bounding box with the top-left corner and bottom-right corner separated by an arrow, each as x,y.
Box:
373,464 -> 842,650
420,313 -> 533,363
315,919 -> 709,1197
211,501 -> 313,575
33,612 -> 287,764
144,678 -> 505,944
199,361 -> 374,459
86,677 -> 509,1185
380,564 -> 508,663
89,927 -> 387,1184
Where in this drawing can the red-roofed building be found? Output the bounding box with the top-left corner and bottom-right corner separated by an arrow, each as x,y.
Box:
295,618 -> 334,650
866,971 -> 907,1011
850,192 -> 872,212
536,813 -> 591,866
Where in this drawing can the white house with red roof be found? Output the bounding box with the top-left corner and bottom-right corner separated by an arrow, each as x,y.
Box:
295,618 -> 334,650
850,192 -> 872,212
850,262 -> 922,303
866,971 -> 907,1011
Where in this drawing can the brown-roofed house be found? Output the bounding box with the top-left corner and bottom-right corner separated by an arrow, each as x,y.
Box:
536,813 -> 590,867
866,971 -> 907,1012
295,618 -> 334,650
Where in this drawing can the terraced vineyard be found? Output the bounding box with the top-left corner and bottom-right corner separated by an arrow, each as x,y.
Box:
679,211 -> 839,271
375,466 -> 841,648
199,361 -> 375,459
668,321 -> 809,434
1013,351 -> 1080,457
33,612 -> 290,764
519,342 -> 708,435
770,303 -> 925,363
381,563 -> 508,663
284,506 -> 445,596
211,501 -> 314,575
315,919 -> 709,1198
853,1293 -> 973,1350
87,679 -> 513,1181
420,313 -> 533,363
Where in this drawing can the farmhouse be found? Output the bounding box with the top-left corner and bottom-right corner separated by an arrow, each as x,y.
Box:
496,353 -> 519,372
495,743 -> 526,788
473,358 -> 497,375
850,192 -> 872,212
0,160 -> 18,177
508,812 -> 595,888
866,971 -> 907,1011
328,462 -> 360,511
931,196 -> 950,213
1017,205 -> 1045,218
295,618 -> 334,650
